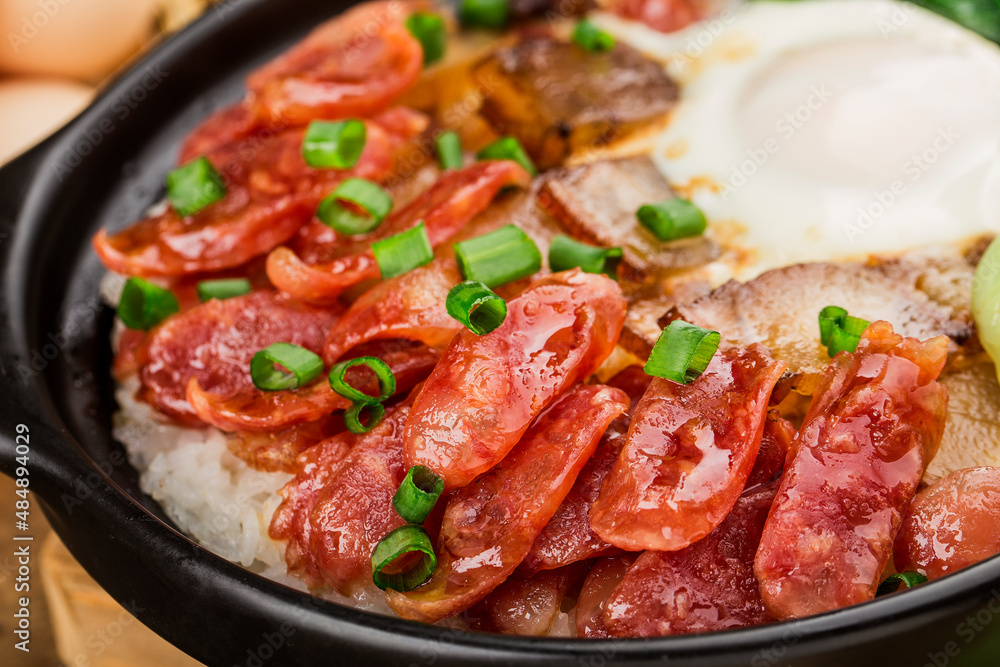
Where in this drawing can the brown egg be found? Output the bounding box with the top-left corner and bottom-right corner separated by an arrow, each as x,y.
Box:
0,77 -> 93,164
0,0 -> 159,83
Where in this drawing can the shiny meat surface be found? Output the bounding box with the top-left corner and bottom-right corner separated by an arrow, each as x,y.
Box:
755,322 -> 950,619
540,157 -> 720,281
473,38 -> 679,168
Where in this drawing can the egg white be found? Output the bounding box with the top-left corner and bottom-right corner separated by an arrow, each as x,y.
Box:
596,0 -> 1000,279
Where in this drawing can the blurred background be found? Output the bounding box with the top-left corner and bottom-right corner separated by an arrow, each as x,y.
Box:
1,5 -> 217,666
0,0 -> 220,166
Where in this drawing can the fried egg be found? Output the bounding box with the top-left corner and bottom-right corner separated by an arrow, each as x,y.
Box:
596,0 -> 1000,278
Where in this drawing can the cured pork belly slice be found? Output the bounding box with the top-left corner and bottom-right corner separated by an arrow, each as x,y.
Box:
662,262 -> 972,394
539,157 -> 720,282
473,37 -> 679,169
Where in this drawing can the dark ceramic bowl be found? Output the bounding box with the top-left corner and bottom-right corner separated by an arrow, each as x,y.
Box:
1,1 -> 1000,665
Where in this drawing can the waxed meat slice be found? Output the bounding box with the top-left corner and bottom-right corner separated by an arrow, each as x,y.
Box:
323,259 -> 463,363
269,400 -> 413,594
463,562 -> 591,636
894,466 -> 1000,581
245,1 -> 424,128
662,262 -> 970,395
385,384 -> 629,622
404,270 -> 626,489
539,157 -> 719,281
473,37 -> 678,169
591,344 -> 786,552
227,415 -> 344,474
188,340 -> 439,432
603,0 -> 706,33
135,290 -> 339,425
745,409 -> 796,490
755,322 -> 950,619
576,554 -> 638,638
603,482 -> 779,637
93,108 -> 427,277
266,160 -> 530,303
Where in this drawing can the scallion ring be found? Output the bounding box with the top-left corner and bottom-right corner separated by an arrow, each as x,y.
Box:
827,326 -> 862,357
436,130 -> 463,170
637,198 -> 707,242
548,234 -> 622,278
196,278 -> 252,302
302,120 -> 367,169
572,19 -> 615,52
250,343 -> 324,392
118,277 -> 180,331
371,524 -> 437,591
372,221 -> 434,279
818,305 -> 848,346
317,178 -> 393,235
167,156 -> 227,217
344,402 -> 386,434
446,280 -> 507,335
454,224 -> 542,288
392,466 -> 445,524
645,320 -> 721,384
329,356 -> 397,404
476,136 -> 537,176
876,571 -> 928,597
458,0 -> 508,29
406,12 -> 446,66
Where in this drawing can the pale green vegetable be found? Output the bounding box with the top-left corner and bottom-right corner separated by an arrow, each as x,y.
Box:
972,236 -> 1000,382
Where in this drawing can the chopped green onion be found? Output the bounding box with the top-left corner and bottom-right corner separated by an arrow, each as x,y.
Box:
645,320 -> 721,384
572,19 -> 616,52
454,224 -> 542,288
818,305 -> 848,346
637,199 -> 707,242
840,315 -> 870,337
476,136 -> 537,176
329,356 -> 396,404
827,326 -> 862,357
372,221 -> 434,279
393,466 -> 445,524
196,278 -> 252,302
458,0 -> 508,29
436,131 -> 463,170
345,401 -> 386,434
317,178 -> 393,235
406,12 -> 446,66
118,277 -> 180,331
818,307 -> 871,357
446,281 -> 507,335
876,571 -> 928,597
302,120 -> 367,169
371,524 -> 437,591
167,156 -> 227,217
548,235 -> 622,278
250,343 -> 324,391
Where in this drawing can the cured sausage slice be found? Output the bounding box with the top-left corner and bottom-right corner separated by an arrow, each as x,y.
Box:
94,109 -> 427,277
188,339 -> 438,432
136,290 -> 339,425
894,466 -> 1000,581
603,482 -> 779,637
385,384 -> 629,622
591,344 -> 786,551
755,322 -> 949,619
266,160 -> 530,303
269,401 -> 413,592
404,269 -> 627,489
